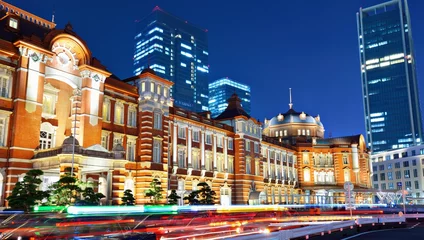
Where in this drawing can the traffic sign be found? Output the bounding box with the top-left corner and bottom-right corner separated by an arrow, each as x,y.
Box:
344,181 -> 354,191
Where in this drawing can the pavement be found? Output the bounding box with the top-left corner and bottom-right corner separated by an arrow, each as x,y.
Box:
341,221 -> 424,240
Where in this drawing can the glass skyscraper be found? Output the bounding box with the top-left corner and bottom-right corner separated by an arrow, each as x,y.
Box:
357,0 -> 422,153
209,78 -> 251,118
133,7 -> 209,112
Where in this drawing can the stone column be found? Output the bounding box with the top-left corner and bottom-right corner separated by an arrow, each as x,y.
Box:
106,170 -> 113,205
267,148 -> 271,178
281,152 -> 285,181
187,127 -> 192,167
201,131 -> 205,168
224,136 -> 228,171
352,144 -> 359,182
213,134 -> 217,170
173,124 -> 177,164
275,154 -> 279,180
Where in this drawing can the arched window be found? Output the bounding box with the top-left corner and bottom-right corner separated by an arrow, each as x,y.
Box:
303,168 -> 311,182
39,122 -> 55,150
124,177 -> 135,194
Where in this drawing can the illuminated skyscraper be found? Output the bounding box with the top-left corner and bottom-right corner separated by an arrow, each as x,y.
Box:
209,78 -> 251,118
357,0 -> 422,153
133,7 -> 209,112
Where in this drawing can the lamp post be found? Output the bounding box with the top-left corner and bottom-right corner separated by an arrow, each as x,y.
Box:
71,88 -> 82,177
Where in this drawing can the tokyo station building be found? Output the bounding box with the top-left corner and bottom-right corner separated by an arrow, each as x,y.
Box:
0,2 -> 373,206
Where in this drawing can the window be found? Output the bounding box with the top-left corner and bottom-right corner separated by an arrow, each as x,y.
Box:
153,139 -> 161,163
412,159 -> 417,166
275,131 -> 279,137
374,184 -> 378,189
306,129 -> 310,136
193,130 -> 199,142
403,161 -> 409,168
127,139 -> 135,161
128,107 -> 137,127
344,169 -> 350,182
0,75 -> 11,98
178,149 -> 185,168
283,130 -> 287,136
103,98 -> 111,121
297,129 -> 301,135
387,164 -> 392,170
343,155 -> 348,164
395,162 -> 400,168
255,160 -> 260,176
205,154 -> 212,171
415,181 -> 419,190
303,168 -> 311,182
154,112 -> 162,130
373,174 -> 378,181
150,82 -> 154,92
228,138 -> 233,150
388,172 -> 393,180
114,102 -> 124,124
39,122 -> 55,150
101,132 -> 109,150
404,170 -> 410,178
380,173 -> 385,181
254,142 -> 259,153
192,153 -> 200,170
395,171 -> 401,179
42,84 -> 59,118
373,166 -> 377,172
406,181 -> 412,189
141,82 -> 146,92
412,150 -> 416,156
113,134 -> 122,148
388,182 -> 394,189
217,136 -> 223,148
381,183 -> 386,190
156,85 -> 161,95
402,152 -> 408,158
394,153 -> 399,159
379,165 -> 384,171
228,157 -> 234,173
246,158 -> 251,174
245,140 -> 250,152
9,18 -> 18,29
303,152 -> 309,164
178,127 -> 186,139
178,179 -> 185,191
206,134 -> 212,145
397,182 -> 402,190
413,169 -> 418,178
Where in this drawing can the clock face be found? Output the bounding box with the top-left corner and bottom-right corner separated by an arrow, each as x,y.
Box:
57,52 -> 70,66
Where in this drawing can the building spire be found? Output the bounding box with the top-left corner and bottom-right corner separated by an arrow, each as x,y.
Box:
289,88 -> 293,109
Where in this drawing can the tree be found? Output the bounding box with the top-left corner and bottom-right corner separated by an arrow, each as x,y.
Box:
145,178 -> 163,204
183,190 -> 200,205
167,190 -> 181,205
48,173 -> 82,206
197,182 -> 216,205
80,187 -> 105,205
6,169 -> 50,212
121,189 -> 136,206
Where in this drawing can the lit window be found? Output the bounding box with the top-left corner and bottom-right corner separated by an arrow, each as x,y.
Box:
178,127 -> 186,139
284,130 -> 287,136
303,168 -> 310,182
101,131 -> 109,150
0,75 -> 11,98
192,153 -> 200,170
42,84 -> 60,118
153,139 -> 162,163
0,116 -> 8,147
9,18 -> 18,29
39,122 -> 55,150
246,140 -> 251,152
114,102 -> 124,125
141,82 -> 145,92
193,130 -> 199,142
246,158 -> 251,174
103,98 -> 111,122
157,85 -> 161,95
206,134 -> 212,145
150,82 -> 154,92
344,169 -> 350,182
228,157 -> 234,173
178,149 -> 185,168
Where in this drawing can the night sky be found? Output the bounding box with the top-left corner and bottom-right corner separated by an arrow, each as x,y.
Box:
12,0 -> 424,139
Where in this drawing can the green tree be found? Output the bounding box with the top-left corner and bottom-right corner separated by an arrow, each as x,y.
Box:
48,173 -> 82,206
145,178 -> 163,204
121,189 -> 136,206
197,182 -> 216,205
167,189 -> 181,205
183,190 -> 200,205
81,187 -> 105,205
7,169 -> 50,212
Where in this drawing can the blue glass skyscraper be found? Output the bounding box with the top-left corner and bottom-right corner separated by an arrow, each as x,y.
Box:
357,0 -> 422,153
133,7 -> 209,112
209,78 -> 251,118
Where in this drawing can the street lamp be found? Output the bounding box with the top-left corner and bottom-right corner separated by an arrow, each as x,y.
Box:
71,88 -> 82,177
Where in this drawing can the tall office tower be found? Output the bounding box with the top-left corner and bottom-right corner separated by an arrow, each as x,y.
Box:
209,77 -> 251,118
133,7 -> 209,112
357,0 -> 422,153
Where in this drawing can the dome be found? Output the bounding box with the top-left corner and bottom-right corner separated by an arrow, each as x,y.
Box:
62,135 -> 79,146
266,108 -> 323,128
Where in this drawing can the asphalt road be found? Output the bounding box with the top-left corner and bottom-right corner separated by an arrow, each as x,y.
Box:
343,222 -> 424,240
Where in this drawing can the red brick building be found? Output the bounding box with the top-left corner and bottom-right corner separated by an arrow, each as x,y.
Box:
0,2 -> 372,206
